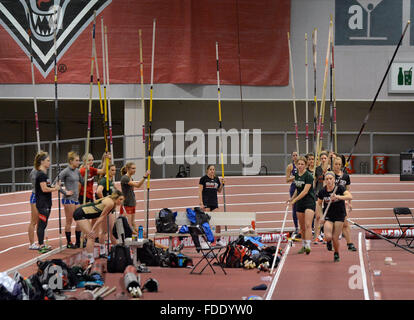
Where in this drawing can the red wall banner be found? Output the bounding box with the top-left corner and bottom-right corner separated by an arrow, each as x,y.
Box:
0,0 -> 290,86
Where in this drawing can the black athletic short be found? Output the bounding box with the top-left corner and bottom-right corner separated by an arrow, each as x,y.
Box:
73,207 -> 87,221
204,204 -> 218,211
296,197 -> 316,213
325,212 -> 346,223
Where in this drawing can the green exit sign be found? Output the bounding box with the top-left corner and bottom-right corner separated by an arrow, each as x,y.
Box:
388,62 -> 414,93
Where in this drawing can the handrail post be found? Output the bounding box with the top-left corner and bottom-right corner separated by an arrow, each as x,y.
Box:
11,145 -> 15,192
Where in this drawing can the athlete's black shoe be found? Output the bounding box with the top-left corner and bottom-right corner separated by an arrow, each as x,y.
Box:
326,241 -> 333,251
334,252 -> 340,263
347,243 -> 357,251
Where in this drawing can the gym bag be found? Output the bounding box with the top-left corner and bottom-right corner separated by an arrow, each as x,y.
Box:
107,244 -> 133,273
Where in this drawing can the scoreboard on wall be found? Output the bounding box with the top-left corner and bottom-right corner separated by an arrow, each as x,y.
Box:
400,152 -> 414,181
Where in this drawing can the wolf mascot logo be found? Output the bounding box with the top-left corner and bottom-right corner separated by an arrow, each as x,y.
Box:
0,0 -> 112,78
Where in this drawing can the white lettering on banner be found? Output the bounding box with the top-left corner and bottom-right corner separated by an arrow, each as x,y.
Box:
348,5 -> 363,30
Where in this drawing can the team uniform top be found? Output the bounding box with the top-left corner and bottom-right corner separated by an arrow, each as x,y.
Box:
79,166 -> 98,200
74,198 -> 106,221
335,171 -> 351,189
97,176 -> 116,198
120,175 -> 135,207
317,185 -> 347,221
59,166 -> 83,202
35,170 -> 52,209
294,170 -> 315,204
199,175 -> 221,208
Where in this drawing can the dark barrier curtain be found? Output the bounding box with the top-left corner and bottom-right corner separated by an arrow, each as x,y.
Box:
0,0 -> 290,85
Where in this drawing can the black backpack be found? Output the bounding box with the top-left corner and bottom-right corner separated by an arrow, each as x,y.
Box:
107,244 -> 133,273
156,208 -> 178,233
136,240 -> 165,266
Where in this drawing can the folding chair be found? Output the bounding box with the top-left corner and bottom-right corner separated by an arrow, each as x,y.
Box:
393,207 -> 414,247
188,225 -> 227,275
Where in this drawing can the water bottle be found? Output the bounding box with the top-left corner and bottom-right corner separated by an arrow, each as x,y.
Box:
177,253 -> 184,267
138,225 -> 143,239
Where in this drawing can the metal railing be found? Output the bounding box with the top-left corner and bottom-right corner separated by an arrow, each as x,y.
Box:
0,130 -> 413,193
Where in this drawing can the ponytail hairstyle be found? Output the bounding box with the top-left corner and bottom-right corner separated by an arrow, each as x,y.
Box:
109,189 -> 123,201
34,151 -> 49,170
120,162 -> 135,176
68,151 -> 79,164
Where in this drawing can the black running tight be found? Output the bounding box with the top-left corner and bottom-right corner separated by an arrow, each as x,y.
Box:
36,207 -> 51,246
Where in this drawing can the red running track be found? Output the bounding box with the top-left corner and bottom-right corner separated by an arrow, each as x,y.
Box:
1,174 -> 413,300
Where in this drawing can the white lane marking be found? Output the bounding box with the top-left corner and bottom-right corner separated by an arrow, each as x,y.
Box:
358,232 -> 370,300
265,242 -> 291,300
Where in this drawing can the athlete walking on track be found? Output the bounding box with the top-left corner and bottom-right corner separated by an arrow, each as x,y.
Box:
317,171 -> 353,262
288,156 -> 316,254
332,156 -> 357,251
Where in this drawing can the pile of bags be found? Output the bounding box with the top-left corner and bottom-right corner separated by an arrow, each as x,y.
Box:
218,235 -> 282,272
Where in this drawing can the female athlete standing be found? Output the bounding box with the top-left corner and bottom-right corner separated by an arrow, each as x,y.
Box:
34,151 -> 60,253
288,156 -> 316,254
317,171 -> 353,262
198,165 -> 225,246
286,151 -> 299,235
59,151 -> 84,249
28,166 -> 40,250
120,162 -> 150,232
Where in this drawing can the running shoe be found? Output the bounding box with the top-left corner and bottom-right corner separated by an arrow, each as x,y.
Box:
347,243 -> 357,251
67,242 -> 77,249
297,247 -> 306,254
28,242 -> 39,250
216,239 -> 227,247
326,241 -> 333,251
334,252 -> 340,263
305,247 -> 311,255
38,245 -> 52,254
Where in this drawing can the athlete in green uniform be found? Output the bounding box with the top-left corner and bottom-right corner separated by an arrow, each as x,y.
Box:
288,156 -> 316,254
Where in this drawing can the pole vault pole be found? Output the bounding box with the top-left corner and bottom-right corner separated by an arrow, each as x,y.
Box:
315,18 -> 332,167
52,9 -> 62,249
215,42 -> 227,214
305,33 -> 309,154
104,26 -> 114,164
92,15 -> 109,193
100,19 -> 112,171
332,28 -> 337,154
27,16 -> 41,152
287,32 -> 299,155
270,205 -> 290,274
328,33 -> 333,153
312,28 -> 318,156
146,18 -> 156,238
80,12 -> 97,248
139,29 -> 145,145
